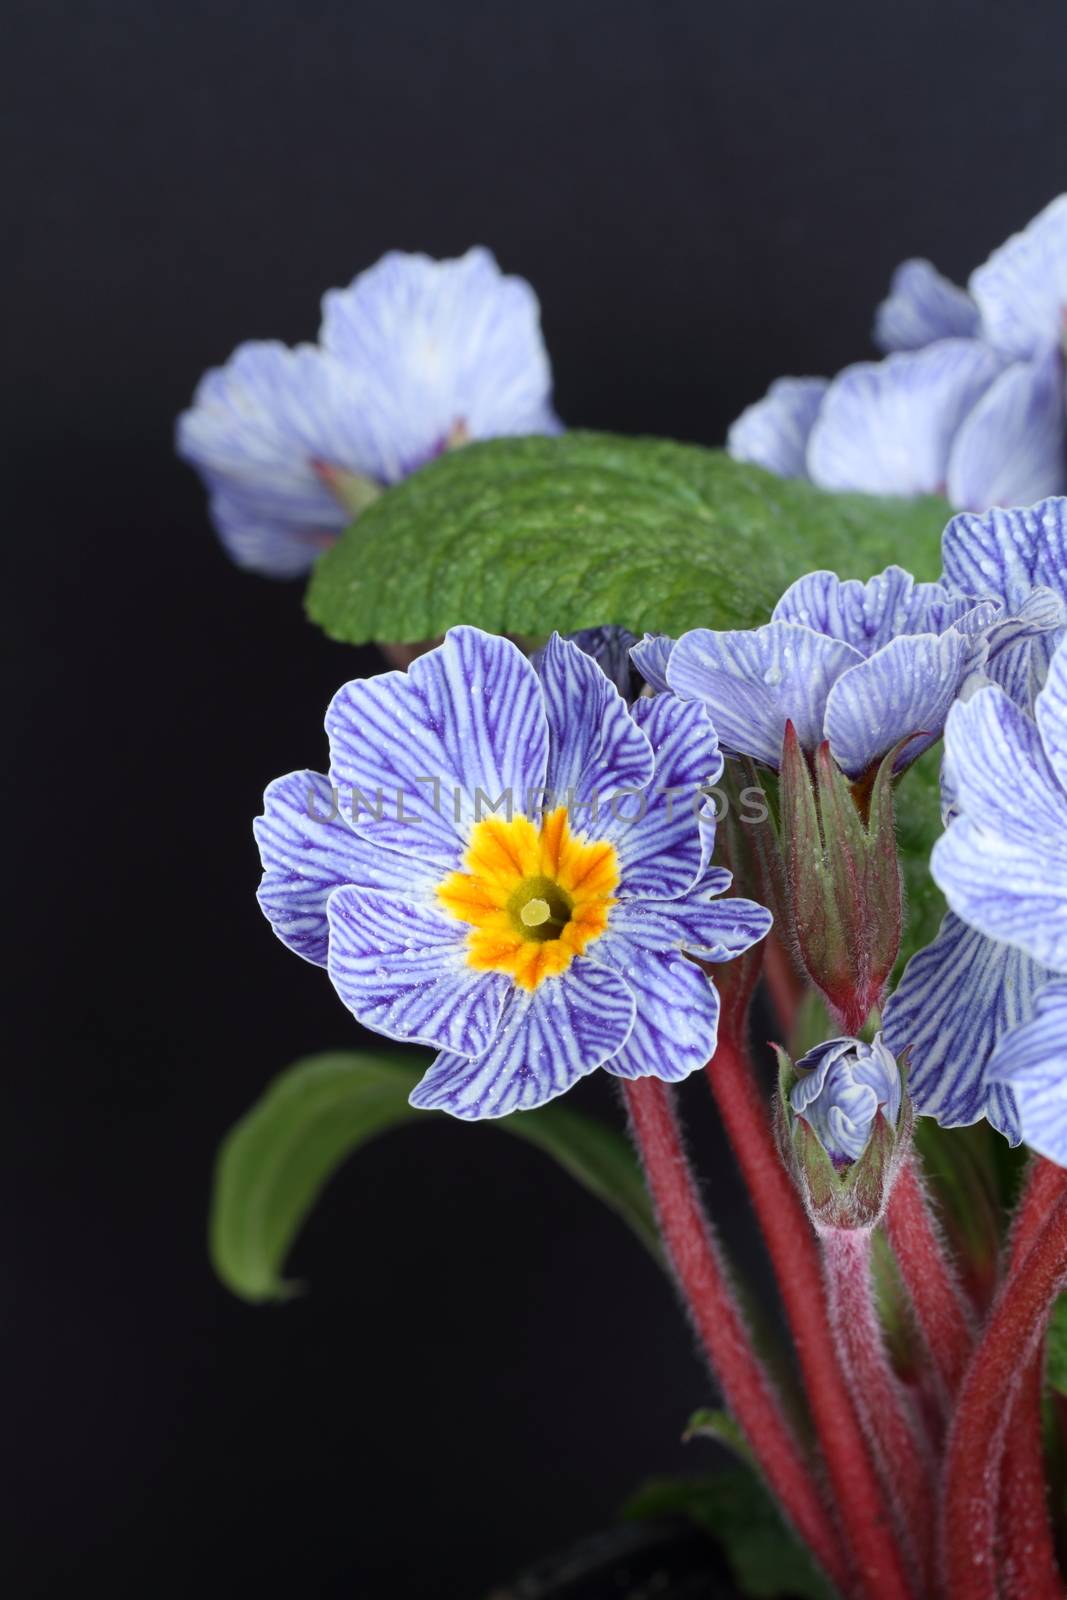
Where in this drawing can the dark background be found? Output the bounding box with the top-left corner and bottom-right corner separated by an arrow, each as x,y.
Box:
8,1 -> 1067,1594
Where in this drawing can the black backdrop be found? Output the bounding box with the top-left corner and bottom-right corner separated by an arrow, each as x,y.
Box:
8,2 -> 1067,1594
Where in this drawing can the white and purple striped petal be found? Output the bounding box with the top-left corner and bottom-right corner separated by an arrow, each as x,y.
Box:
934,689 -> 1067,972
537,626 -> 639,700
668,622 -> 862,768
601,950 -> 720,1083
606,879 -> 773,961
946,347 -> 1067,513
326,886 -> 509,1057
408,957 -> 635,1119
883,912 -> 1038,1141
807,340 -> 1004,497
873,259 -> 980,354
536,634 -> 653,813
940,683 -> 1067,851
320,247 -> 556,480
727,377 -> 829,479
254,770 -> 439,965
985,979 -> 1067,1164
942,497 -> 1067,610
176,343 -> 378,577
630,633 -> 675,695
772,566 -> 973,656
326,628 -> 549,870
606,694 -> 722,900
970,195 -> 1067,361
1037,633 -> 1067,794
824,631 -> 968,778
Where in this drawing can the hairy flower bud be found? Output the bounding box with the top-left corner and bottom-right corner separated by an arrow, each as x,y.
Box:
780,724 -> 903,1034
791,1035 -> 902,1165
776,1033 -> 910,1231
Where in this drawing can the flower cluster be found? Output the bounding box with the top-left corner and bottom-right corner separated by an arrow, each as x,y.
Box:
215,211 -> 1067,1600
255,627 -> 771,1118
178,248 -> 558,576
729,195 -> 1067,514
884,497 -> 1067,1145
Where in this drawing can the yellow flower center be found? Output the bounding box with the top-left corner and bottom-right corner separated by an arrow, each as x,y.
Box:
436,807 -> 619,990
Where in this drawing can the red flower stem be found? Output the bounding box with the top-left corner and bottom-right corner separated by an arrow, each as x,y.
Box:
621,1078 -> 849,1593
704,1031 -> 914,1600
941,1171 -> 1067,1597
998,1159 -> 1067,1600
884,1156 -> 973,1401
822,1228 -> 935,1592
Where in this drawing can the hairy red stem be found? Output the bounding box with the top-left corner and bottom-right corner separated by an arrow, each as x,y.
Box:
705,1032 -> 914,1600
998,1159 -> 1067,1599
941,1171 -> 1067,1597
884,1157 -> 973,1401
823,1228 -> 936,1592
621,1078 -> 849,1592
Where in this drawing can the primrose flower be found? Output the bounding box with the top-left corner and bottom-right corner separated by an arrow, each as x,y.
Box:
254,628 -> 771,1119
790,1035 -> 902,1167
729,195 -> 1067,512
664,564 -> 987,778
178,248 -> 559,577
883,498 -> 1067,1140
886,629 -> 1067,1152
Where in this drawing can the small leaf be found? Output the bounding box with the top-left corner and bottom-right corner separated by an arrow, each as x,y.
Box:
683,1408 -> 754,1463
306,431 -> 948,646
209,1048 -> 659,1302
623,1473 -> 836,1600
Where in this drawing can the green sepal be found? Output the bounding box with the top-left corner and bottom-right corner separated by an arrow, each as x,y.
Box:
314,462 -> 382,517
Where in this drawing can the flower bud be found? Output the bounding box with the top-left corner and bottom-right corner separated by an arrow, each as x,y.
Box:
776,1033 -> 910,1231
791,1035 -> 902,1164
779,724 -> 903,1035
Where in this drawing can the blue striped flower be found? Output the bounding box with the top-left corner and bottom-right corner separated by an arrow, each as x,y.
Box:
901,634 -> 1067,1164
728,194 -> 1067,513
177,248 -> 559,578
884,499 -> 1067,1142
663,565 -> 992,779
254,627 -> 772,1120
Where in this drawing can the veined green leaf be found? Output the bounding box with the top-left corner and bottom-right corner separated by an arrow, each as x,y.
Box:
209,1048 -> 659,1302
306,431 -> 948,646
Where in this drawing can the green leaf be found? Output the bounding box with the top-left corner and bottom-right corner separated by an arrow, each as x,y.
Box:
893,743 -> 948,975
623,1473 -> 836,1600
683,1408 -> 755,1463
306,431 -> 948,645
209,1048 -> 659,1302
